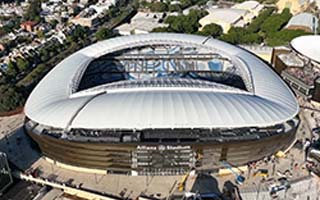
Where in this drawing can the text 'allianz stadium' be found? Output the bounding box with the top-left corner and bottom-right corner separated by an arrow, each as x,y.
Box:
24,33 -> 299,175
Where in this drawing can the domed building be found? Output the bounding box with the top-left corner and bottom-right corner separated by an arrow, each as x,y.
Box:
24,33 -> 299,175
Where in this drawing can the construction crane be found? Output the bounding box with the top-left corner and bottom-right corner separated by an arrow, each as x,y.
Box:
221,161 -> 246,185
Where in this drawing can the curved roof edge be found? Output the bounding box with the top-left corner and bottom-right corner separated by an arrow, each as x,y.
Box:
291,35 -> 320,64
24,33 -> 299,130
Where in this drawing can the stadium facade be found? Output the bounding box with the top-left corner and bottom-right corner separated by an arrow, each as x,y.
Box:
24,33 -> 299,175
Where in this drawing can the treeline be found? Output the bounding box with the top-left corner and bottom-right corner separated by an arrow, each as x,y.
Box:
0,0 -> 135,115
155,9 -> 208,33
220,8 -> 311,46
140,0 -> 207,13
154,7 -> 311,46
0,25 -> 91,114
18,26 -> 91,87
5,57 -> 31,78
152,9 -> 222,37
1,0 -> 24,4
152,6 -> 311,46
0,85 -> 26,113
24,0 -> 42,23
0,15 -> 22,37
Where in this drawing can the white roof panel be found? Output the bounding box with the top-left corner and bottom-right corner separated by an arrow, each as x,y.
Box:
71,90 -> 291,129
291,35 -> 320,63
25,33 -> 299,130
200,8 -> 247,24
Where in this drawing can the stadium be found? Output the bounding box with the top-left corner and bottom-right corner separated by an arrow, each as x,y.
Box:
24,33 -> 299,175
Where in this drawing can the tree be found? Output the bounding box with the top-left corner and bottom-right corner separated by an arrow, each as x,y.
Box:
197,23 -> 223,37
149,2 -> 168,12
95,27 -> 114,41
73,26 -> 87,39
36,30 -> 45,38
164,9 -> 207,34
6,61 -> 18,77
49,19 -> 59,29
169,4 -> 182,12
151,27 -> 171,32
0,85 -> 25,113
219,33 -> 238,44
132,0 -> 140,9
106,6 -> 119,18
219,27 -> 248,44
241,33 -> 263,44
261,8 -> 292,34
66,26 -> 88,43
180,0 -> 192,8
246,7 -> 275,33
40,49 -> 49,62
16,57 -> 30,72
180,0 -> 207,8
24,0 -> 42,22
18,63 -> 47,87
266,29 -> 311,46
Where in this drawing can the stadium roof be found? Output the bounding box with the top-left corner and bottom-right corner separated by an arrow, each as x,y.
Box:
291,35 -> 320,64
25,33 -> 299,130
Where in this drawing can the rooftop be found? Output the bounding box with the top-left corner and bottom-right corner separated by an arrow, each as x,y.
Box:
284,66 -> 320,86
291,35 -> 320,64
115,12 -> 167,35
232,0 -> 262,11
278,53 -> 304,67
286,12 -> 318,32
20,21 -> 37,27
200,8 -> 247,24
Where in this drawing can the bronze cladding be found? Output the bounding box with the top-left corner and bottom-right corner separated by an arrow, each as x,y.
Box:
26,126 -> 297,173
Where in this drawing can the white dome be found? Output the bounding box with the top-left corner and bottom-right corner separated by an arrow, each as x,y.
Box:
291,35 -> 320,64
25,33 -> 299,130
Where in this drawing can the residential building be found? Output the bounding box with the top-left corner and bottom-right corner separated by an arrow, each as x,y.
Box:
199,1 -> 264,33
70,8 -> 100,27
232,0 -> 264,16
115,12 -> 168,35
20,21 -> 37,32
70,0 -> 117,27
276,0 -> 314,15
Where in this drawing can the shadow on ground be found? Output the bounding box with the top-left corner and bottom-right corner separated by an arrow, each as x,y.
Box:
191,173 -> 222,195
190,173 -> 242,200
0,126 -> 40,171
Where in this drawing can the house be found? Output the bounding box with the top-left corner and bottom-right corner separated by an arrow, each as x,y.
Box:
115,12 -> 168,35
20,21 -> 37,32
232,0 -> 264,16
199,1 -> 264,33
70,8 -> 99,27
276,0 -> 314,15
199,8 -> 248,33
